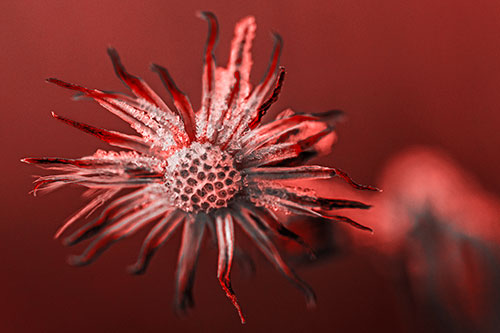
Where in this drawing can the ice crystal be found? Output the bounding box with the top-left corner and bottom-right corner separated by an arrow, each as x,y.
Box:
23,12 -> 378,323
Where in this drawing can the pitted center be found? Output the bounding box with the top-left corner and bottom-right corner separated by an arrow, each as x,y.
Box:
164,142 -> 241,213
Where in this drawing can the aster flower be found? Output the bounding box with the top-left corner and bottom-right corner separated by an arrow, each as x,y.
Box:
23,13 -> 377,323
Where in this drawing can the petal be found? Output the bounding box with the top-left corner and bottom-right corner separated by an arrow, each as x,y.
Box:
248,67 -> 286,130
174,214 -> 207,314
107,47 -> 171,111
68,200 -> 169,266
269,198 -> 373,232
129,209 -> 185,274
62,187 -> 152,245
246,205 -> 316,259
251,184 -> 371,210
244,165 -> 380,191
53,188 -> 119,239
232,206 -> 316,307
151,64 -> 197,142
227,16 -> 257,95
215,213 -> 246,323
46,78 -> 158,138
46,77 -> 187,148
30,154 -> 163,193
252,33 -> 282,99
239,113 -> 319,148
51,112 -> 152,154
197,11 -> 219,141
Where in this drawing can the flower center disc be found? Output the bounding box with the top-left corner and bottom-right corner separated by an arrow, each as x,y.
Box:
164,142 -> 241,213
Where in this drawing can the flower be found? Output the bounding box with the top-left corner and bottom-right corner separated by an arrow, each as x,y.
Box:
330,147 -> 500,330
23,12 -> 377,323
363,148 -> 500,331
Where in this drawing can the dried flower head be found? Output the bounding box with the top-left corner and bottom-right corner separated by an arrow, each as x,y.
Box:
23,12 -> 378,323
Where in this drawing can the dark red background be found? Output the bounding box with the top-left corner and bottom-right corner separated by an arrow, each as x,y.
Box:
2,1 -> 500,332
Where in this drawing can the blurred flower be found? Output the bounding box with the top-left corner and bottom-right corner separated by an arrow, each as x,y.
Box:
350,147 -> 500,331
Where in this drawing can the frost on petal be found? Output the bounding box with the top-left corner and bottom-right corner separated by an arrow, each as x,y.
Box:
245,182 -> 373,232
239,143 -> 302,168
24,150 -> 165,194
46,78 -> 155,138
204,16 -> 256,144
199,67 -> 233,142
227,16 -> 256,98
238,128 -> 335,168
239,109 -> 343,166
216,29 -> 281,149
230,34 -> 283,143
197,11 -> 219,141
104,48 -> 186,149
46,78 -> 188,149
151,64 -> 197,142
239,112 -> 320,148
247,182 -> 371,211
244,165 -> 380,191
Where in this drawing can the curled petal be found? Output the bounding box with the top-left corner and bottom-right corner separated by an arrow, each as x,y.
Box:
215,213 -> 245,323
333,168 -> 381,191
107,47 -> 170,111
248,67 -> 286,129
253,33 -> 283,98
152,64 -> 197,142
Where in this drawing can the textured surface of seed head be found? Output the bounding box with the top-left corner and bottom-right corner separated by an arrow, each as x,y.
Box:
164,142 -> 241,213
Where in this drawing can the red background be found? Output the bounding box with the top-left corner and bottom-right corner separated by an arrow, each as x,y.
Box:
2,0 -> 500,332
